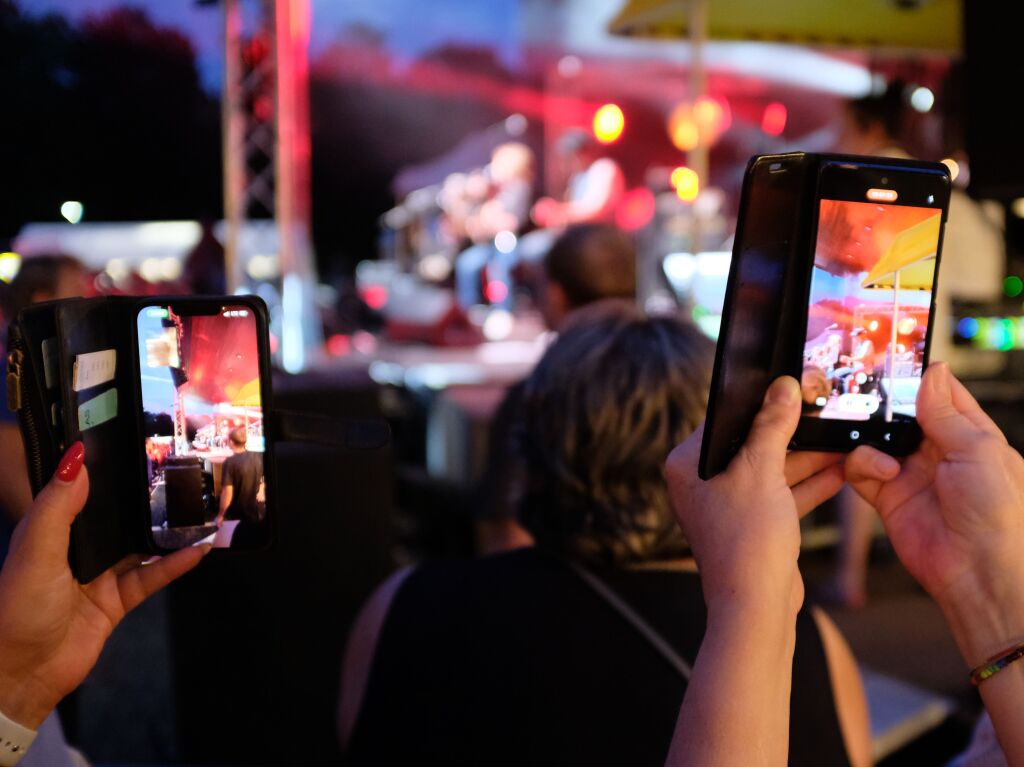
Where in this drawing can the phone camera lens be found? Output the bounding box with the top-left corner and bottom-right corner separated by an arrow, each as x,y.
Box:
881,176 -> 889,185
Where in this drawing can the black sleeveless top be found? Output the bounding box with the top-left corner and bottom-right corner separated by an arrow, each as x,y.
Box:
349,548 -> 851,766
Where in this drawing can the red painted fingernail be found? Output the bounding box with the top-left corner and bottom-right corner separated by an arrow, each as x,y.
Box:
56,442 -> 85,484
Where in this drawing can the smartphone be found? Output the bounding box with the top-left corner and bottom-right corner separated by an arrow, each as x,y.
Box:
699,154 -> 813,479
134,296 -> 274,552
699,154 -> 950,479
791,158 -> 950,453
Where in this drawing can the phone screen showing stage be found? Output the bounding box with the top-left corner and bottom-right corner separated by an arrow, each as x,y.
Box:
137,304 -> 268,550
800,199 -> 941,423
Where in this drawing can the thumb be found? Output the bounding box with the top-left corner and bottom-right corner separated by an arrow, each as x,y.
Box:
735,377 -> 801,477
916,363 -> 985,455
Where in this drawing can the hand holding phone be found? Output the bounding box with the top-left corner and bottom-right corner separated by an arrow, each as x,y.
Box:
700,153 -> 951,479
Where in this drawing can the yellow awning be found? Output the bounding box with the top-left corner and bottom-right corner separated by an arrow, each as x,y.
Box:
861,214 -> 941,291
608,0 -> 962,53
226,378 -> 262,408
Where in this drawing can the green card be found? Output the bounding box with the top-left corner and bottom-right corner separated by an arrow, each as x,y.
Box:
78,388 -> 117,431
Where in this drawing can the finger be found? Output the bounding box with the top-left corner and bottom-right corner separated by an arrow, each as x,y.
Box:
111,554 -> 147,577
844,446 -> 900,507
12,446 -> 89,569
791,463 -> 845,517
785,451 -> 843,488
116,544 -> 210,614
916,363 -> 990,454
735,377 -> 801,477
948,372 -> 1007,443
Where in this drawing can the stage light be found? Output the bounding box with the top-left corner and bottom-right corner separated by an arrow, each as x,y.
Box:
0,252 -> 21,283
361,284 -> 388,310
326,334 -> 350,357
494,230 -> 517,254
1004,275 -> 1024,298
483,309 -> 514,341
614,187 -> 656,232
897,316 -> 917,335
485,280 -> 509,304
910,86 -> 935,113
60,200 -> 83,224
957,317 -> 979,339
761,102 -> 787,137
668,103 -> 699,151
557,55 -> 582,78
673,166 -> 699,202
593,104 -> 625,144
868,320 -> 879,331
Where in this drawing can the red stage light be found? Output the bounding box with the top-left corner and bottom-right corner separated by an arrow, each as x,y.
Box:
615,187 -> 656,232
761,102 -> 787,137
361,284 -> 388,310
327,334 -> 351,357
485,280 -> 509,304
593,103 -> 625,144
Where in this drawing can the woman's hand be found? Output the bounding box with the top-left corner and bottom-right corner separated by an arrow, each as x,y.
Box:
0,443 -> 208,729
845,363 -> 1024,666
665,377 -> 845,613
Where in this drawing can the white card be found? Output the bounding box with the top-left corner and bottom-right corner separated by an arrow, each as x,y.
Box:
73,349 -> 116,392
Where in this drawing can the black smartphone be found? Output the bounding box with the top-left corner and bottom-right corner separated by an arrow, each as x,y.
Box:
133,296 -> 274,552
699,153 -> 950,479
698,154 -> 813,479
791,158 -> 950,453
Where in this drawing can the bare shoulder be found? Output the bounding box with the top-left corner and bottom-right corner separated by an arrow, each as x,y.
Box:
337,566 -> 416,749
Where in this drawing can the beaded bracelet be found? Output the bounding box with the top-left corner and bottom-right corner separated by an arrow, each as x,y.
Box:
970,641 -> 1024,686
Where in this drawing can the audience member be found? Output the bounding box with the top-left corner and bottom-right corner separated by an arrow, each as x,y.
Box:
339,302 -> 869,766
475,224 -> 637,553
0,255 -> 87,552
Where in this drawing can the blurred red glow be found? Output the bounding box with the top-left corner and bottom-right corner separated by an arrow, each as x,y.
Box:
327,334 -> 351,357
485,280 -> 509,304
615,187 -> 656,232
361,284 -> 388,310
762,102 -> 787,137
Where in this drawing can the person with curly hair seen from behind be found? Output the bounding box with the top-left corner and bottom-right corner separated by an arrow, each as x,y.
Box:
338,300 -> 870,767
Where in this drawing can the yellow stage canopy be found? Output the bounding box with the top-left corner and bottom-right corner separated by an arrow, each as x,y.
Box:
862,213 -> 941,291
608,0 -> 961,53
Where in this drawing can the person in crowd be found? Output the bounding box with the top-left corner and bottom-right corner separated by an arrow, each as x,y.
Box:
475,223 -> 638,553
531,130 -> 625,229
453,142 -> 536,310
339,301 -> 870,766
215,427 -> 264,528
182,218 -> 227,296
824,81 -> 1005,609
0,443 -> 206,765
0,255 -> 87,551
663,363 -> 1024,767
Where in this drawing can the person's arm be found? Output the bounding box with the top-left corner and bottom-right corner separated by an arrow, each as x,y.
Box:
0,442 -> 206,739
0,424 -> 33,523
337,566 -> 414,750
561,158 -> 624,224
846,363 -> 1024,765
217,485 -> 233,526
664,378 -> 846,766
812,608 -> 872,767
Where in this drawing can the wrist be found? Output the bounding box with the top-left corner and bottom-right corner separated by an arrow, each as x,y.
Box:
0,672 -> 52,732
936,563 -> 1024,669
705,569 -> 805,624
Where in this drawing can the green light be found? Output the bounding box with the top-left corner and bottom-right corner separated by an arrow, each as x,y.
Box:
1004,276 -> 1023,298
146,307 -> 169,319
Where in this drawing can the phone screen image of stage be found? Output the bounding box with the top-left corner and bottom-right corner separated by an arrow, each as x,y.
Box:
137,305 -> 266,550
800,199 -> 940,423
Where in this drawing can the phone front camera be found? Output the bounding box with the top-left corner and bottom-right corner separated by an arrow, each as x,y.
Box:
880,176 -> 889,185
